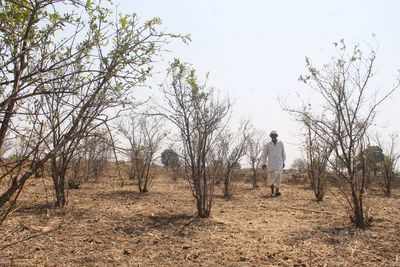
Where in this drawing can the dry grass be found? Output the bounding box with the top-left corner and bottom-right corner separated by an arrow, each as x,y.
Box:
0,171 -> 399,266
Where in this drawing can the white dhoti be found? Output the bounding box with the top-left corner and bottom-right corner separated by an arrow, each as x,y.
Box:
269,170 -> 282,188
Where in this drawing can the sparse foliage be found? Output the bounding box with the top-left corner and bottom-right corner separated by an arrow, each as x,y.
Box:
118,115 -> 165,193
0,0 -> 183,221
213,121 -> 250,199
376,134 -> 400,197
304,117 -> 332,201
290,40 -> 398,228
160,59 -> 230,217
247,129 -> 266,189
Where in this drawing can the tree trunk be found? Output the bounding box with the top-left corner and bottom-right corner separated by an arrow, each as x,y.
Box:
351,190 -> 367,229
251,167 -> 257,189
194,173 -> 212,218
383,168 -> 392,197
223,176 -> 231,199
313,173 -> 325,202
141,180 -> 148,193
52,170 -> 66,208
138,177 -> 143,192
51,156 -> 67,208
384,182 -> 391,197
196,197 -> 210,218
0,178 -> 20,208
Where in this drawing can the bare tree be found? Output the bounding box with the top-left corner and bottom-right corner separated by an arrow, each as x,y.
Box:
290,40 -> 398,228
159,59 -> 230,218
0,0 -> 185,220
118,115 -> 165,193
376,134 -> 400,197
213,121 -> 249,199
39,71 -> 116,206
304,116 -> 333,201
291,158 -> 307,173
77,130 -> 111,183
247,129 -> 266,189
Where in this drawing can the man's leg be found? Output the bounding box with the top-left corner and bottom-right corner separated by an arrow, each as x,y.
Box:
268,171 -> 274,196
270,171 -> 277,197
275,170 -> 282,196
275,188 -> 281,196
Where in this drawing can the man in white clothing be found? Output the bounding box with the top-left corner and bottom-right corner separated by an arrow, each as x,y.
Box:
262,130 -> 286,197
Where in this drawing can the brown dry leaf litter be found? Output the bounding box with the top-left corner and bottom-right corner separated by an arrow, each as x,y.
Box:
0,174 -> 399,266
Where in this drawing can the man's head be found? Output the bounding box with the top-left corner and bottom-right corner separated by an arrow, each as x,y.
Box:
270,130 -> 278,143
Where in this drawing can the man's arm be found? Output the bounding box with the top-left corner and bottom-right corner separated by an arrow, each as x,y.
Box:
281,142 -> 286,168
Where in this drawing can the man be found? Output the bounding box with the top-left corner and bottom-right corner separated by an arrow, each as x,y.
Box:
262,130 -> 286,197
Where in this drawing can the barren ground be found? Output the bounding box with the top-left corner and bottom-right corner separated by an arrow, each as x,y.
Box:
1,172 -> 400,266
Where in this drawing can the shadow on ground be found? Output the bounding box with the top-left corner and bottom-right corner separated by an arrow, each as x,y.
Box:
286,224 -> 360,247
95,190 -> 165,202
15,202 -> 54,216
113,212 -> 225,238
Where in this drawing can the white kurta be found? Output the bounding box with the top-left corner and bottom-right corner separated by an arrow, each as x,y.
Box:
262,141 -> 286,171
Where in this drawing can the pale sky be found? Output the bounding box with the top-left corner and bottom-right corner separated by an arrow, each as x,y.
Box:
116,0 -> 400,165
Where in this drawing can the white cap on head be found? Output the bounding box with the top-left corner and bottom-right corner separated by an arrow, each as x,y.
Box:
270,130 -> 278,136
